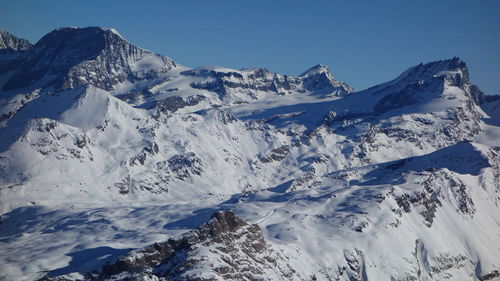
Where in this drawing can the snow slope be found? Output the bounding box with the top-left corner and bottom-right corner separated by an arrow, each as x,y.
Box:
0,27 -> 499,281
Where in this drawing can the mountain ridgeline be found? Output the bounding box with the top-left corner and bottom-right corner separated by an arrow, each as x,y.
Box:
0,27 -> 499,281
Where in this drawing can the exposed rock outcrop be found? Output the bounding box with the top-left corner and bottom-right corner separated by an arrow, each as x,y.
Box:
43,211 -> 298,281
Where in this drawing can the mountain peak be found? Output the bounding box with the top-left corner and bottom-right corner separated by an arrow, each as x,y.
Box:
35,26 -> 127,52
50,26 -> 124,40
299,64 -> 354,96
54,26 -> 120,33
3,26 -> 178,91
300,64 -> 331,77
0,29 -> 32,51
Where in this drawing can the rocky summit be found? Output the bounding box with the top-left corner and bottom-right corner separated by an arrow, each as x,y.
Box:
0,27 -> 500,281
42,210 -> 297,281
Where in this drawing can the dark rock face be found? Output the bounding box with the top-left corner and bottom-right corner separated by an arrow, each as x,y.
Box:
168,152 -> 205,181
101,211 -> 252,276
259,145 -> 291,163
44,211 -> 298,281
392,169 -> 478,227
479,270 -> 500,281
2,27 -> 177,91
0,30 -> 32,51
129,141 -> 159,166
156,95 -> 206,113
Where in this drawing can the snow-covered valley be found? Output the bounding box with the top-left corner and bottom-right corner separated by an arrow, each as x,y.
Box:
0,27 -> 499,281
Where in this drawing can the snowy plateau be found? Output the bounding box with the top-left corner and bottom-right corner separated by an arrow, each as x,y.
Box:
0,27 -> 499,281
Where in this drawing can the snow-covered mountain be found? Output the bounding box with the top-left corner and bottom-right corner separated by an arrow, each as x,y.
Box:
0,27 -> 499,281
0,30 -> 31,51
1,27 -> 178,92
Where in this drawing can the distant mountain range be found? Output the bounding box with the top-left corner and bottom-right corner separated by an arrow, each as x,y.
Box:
0,27 -> 499,281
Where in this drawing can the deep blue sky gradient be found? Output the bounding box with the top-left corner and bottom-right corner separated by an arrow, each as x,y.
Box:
1,0 -> 499,93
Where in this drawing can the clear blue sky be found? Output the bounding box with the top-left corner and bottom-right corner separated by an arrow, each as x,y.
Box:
1,0 -> 499,94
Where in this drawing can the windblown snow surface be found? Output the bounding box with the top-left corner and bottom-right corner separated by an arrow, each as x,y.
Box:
0,27 -> 499,281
